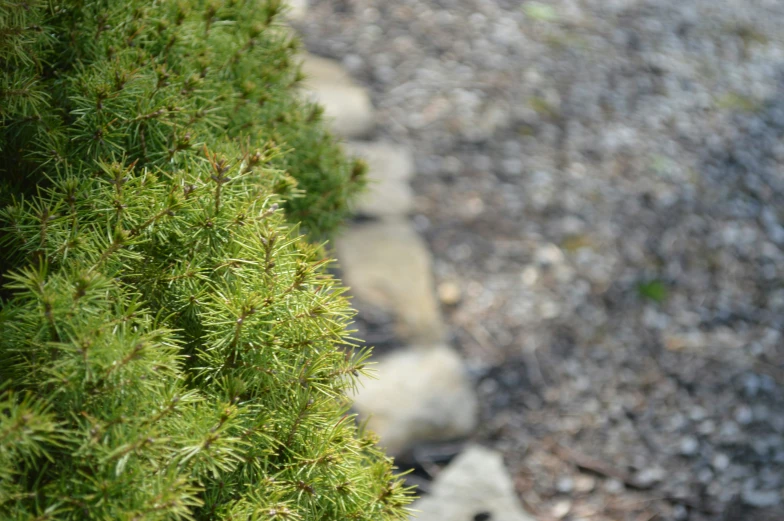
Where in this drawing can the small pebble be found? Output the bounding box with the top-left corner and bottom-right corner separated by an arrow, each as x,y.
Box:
742,488 -> 782,508
540,300 -> 561,319
712,453 -> 730,471
437,281 -> 462,306
718,421 -> 741,440
698,467 -> 714,484
535,243 -> 565,266
742,373 -> 762,397
634,466 -> 665,488
734,405 -> 753,425
501,158 -> 523,176
521,265 -> 539,286
604,479 -> 625,494
556,476 -> 574,494
753,404 -> 770,422
672,504 -> 689,520
551,499 -> 572,519
574,474 -> 596,493
689,406 -> 708,421
680,437 -> 699,456
698,420 -> 716,435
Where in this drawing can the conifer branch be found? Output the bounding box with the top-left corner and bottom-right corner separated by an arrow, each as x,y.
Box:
0,1 -> 414,518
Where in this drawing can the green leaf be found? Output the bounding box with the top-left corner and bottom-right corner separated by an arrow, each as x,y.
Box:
523,2 -> 559,22
637,280 -> 668,303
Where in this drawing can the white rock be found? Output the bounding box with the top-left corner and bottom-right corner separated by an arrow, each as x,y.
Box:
556,476 -> 574,493
300,54 -> 354,86
344,142 -> 414,217
336,220 -> 444,342
521,265 -> 539,286
535,243 -> 565,266
299,54 -> 374,138
679,436 -> 699,456
352,345 -> 478,456
437,281 -> 462,306
574,474 -> 596,493
345,142 -> 414,181
551,499 -> 573,519
305,86 -> 374,138
712,453 -> 730,471
285,0 -> 307,21
412,445 -> 536,521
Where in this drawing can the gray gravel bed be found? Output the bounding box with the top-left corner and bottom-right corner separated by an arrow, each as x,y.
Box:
298,1 -> 784,519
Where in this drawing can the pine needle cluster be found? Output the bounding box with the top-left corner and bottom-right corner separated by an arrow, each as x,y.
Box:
0,1 -> 410,519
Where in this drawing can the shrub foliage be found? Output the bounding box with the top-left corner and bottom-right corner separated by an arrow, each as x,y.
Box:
0,1 -> 410,519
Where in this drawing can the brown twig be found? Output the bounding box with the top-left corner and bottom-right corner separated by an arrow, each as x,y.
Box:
545,439 -> 642,489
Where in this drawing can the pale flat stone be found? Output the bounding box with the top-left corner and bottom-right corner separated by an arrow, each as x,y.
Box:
412,445 -> 536,521
352,345 -> 478,456
336,220 -> 444,342
344,142 -> 415,217
299,54 -> 374,138
308,85 -> 374,138
300,54 -> 355,87
344,142 -> 414,181
285,0 -> 307,21
287,0 -> 308,21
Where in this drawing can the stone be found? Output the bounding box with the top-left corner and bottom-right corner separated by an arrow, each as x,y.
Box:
285,0 -> 307,21
712,453 -> 731,471
734,404 -> 753,425
411,445 -> 536,521
534,243 -> 566,267
673,504 -> 689,520
501,158 -> 524,176
698,420 -> 716,435
604,479 -> 625,493
551,500 -> 572,519
742,487 -> 781,508
437,281 -> 462,306
689,406 -> 708,421
634,466 -> 666,488
344,141 -> 414,217
679,436 -> 699,456
351,345 -> 478,456
521,265 -> 539,286
299,54 -> 374,138
336,220 -> 445,342
300,53 -> 354,86
458,101 -> 512,143
555,476 -> 574,493
574,474 -> 596,493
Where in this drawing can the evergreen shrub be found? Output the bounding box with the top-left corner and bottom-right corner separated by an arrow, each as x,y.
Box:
0,0 -> 411,519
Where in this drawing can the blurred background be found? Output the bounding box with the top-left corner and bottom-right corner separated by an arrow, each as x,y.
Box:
291,1 -> 784,520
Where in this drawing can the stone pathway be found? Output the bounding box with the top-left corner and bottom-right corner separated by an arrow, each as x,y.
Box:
415,446 -> 536,521
291,5 -> 533,519
299,54 -> 374,139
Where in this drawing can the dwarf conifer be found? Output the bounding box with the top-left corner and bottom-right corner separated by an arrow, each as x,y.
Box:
0,0 -> 410,519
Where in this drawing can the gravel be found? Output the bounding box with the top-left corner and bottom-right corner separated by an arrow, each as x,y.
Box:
296,0 -> 784,519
